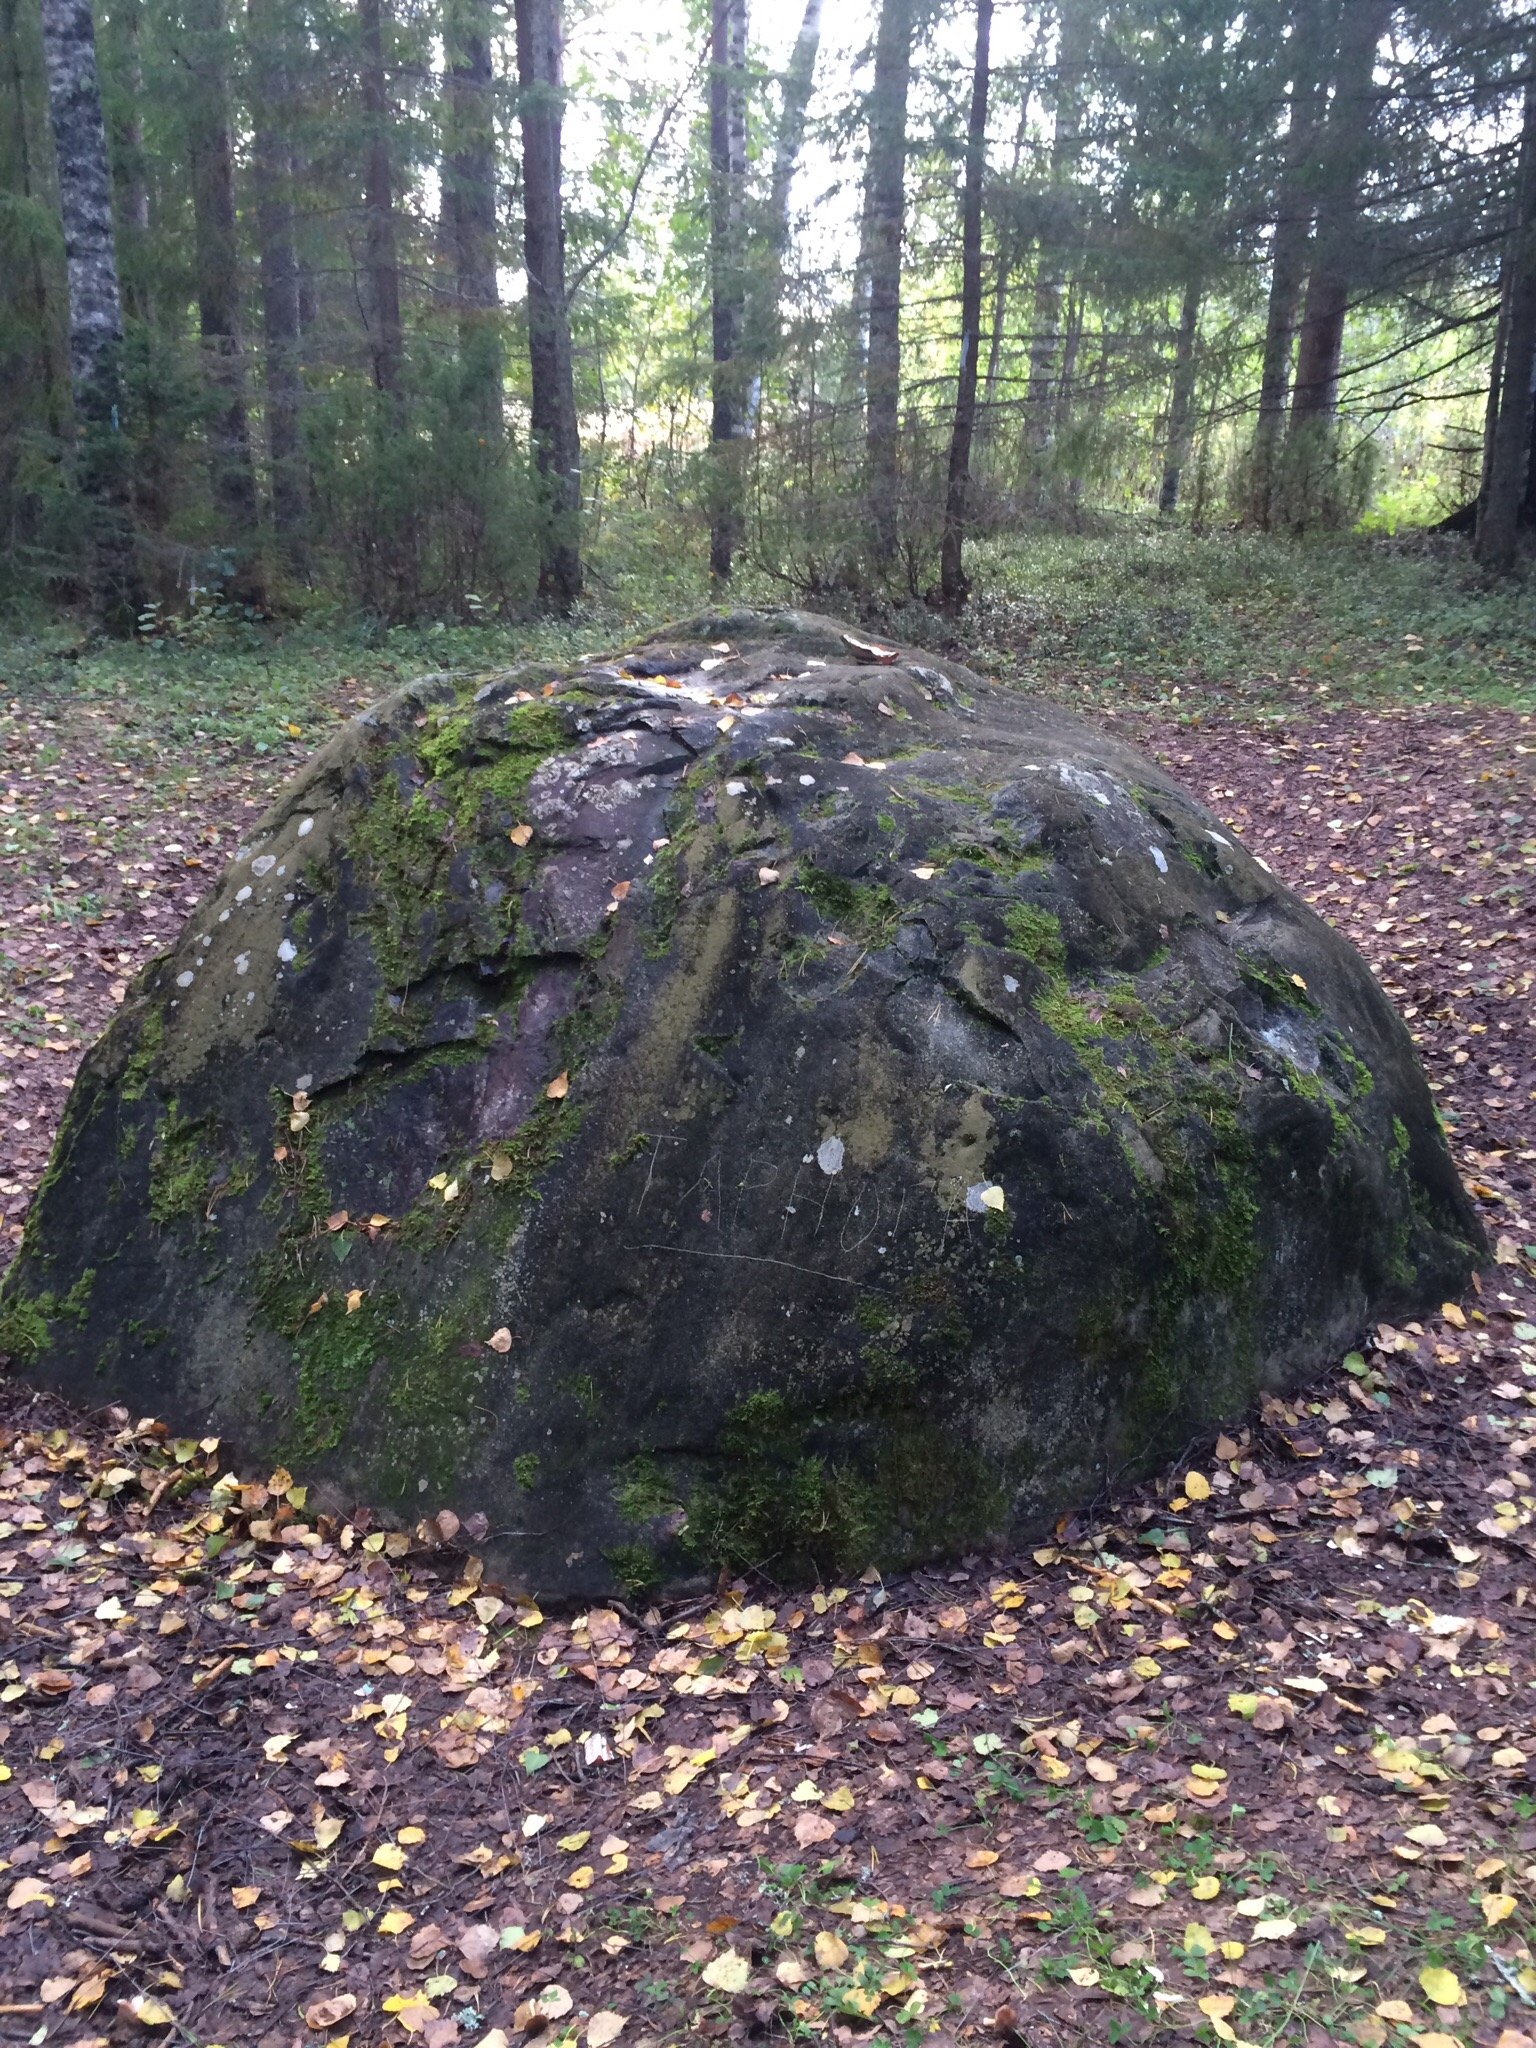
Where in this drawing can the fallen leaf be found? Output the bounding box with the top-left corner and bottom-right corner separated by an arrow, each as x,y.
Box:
1418,1965 -> 1464,2007
305,1993 -> 359,2030
701,1951 -> 750,1994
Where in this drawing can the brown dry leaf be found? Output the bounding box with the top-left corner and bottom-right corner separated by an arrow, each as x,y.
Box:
304,1992 -> 359,2030
546,1070 -> 570,1100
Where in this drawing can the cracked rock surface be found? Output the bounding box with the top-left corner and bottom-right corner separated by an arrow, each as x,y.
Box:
0,610 -> 1481,1595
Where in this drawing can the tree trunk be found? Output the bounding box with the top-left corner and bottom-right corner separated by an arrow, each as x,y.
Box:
939,0 -> 991,610
744,0 -> 820,405
514,0 -> 581,613
1022,0 -> 1090,489
708,0 -> 748,583
1288,0 -> 1390,435
5,0 -> 68,444
981,93 -> 1031,422
1249,29 -> 1324,528
249,0 -> 306,561
110,0 -> 153,323
1158,275 -> 1201,516
767,0 -> 821,259
863,0 -> 913,570
359,0 -> 404,406
1476,72 -> 1536,573
444,0 -> 502,441
37,0 -> 142,630
185,0 -> 262,582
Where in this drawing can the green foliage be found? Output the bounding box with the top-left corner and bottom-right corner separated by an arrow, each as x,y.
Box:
796,864 -> 900,949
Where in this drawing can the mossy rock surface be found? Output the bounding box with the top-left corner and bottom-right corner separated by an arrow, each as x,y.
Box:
1,610 -> 1481,1594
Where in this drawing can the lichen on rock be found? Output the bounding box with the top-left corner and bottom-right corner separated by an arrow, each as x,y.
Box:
0,610 -> 1482,1594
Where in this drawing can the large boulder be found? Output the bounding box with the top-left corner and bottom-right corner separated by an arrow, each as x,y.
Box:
1,611 -> 1480,1594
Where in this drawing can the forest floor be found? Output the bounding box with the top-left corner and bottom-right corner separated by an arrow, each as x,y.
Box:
4,532 -> 1536,2048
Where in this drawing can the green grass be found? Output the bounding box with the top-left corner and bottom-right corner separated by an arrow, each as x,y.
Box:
957,524 -> 1536,713
0,527 -> 1530,783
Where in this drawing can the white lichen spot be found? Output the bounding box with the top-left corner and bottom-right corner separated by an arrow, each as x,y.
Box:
724,780 -> 748,797
176,970 -> 195,988
816,1135 -> 845,1177
1003,974 -> 1019,994
235,885 -> 252,904
277,939 -> 297,964
1150,845 -> 1169,873
798,774 -> 816,787
235,952 -> 251,976
294,1073 -> 313,1092
297,817 -> 314,837
218,908 -> 231,922
251,854 -> 276,877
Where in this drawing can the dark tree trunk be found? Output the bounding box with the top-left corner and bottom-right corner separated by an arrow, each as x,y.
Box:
445,0 -> 502,441
1288,0 -> 1390,435
708,0 -> 747,584
938,0 -> 991,610
1477,73 -> 1536,573
1249,28 -> 1324,528
359,0 -> 404,405
110,0 -> 153,323
1022,0 -> 1090,487
5,0 -> 68,444
1158,275 -> 1201,516
514,0 -> 581,613
863,0 -> 913,570
37,0 -> 142,630
185,0 -> 262,583
981,93 -> 1031,419
249,0 -> 306,560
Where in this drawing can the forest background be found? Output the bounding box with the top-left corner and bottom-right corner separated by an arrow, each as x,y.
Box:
1,0 -> 1533,671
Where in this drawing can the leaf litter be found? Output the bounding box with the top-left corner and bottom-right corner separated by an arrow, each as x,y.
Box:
3,684 -> 1536,2045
